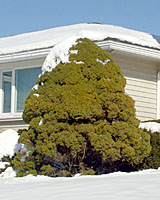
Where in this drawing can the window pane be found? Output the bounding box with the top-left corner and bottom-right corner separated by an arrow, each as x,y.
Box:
2,71 -> 12,113
15,67 -> 41,112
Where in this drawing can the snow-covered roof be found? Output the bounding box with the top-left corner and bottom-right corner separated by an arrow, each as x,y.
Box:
152,34 -> 160,44
0,23 -> 160,55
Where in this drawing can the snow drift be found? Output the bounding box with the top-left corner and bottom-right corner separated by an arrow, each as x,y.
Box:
139,122 -> 160,133
0,129 -> 20,160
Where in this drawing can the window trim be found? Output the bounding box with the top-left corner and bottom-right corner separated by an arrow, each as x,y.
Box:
0,65 -> 41,120
2,70 -> 13,114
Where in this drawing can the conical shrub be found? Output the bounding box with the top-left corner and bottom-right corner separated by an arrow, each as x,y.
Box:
12,38 -> 151,177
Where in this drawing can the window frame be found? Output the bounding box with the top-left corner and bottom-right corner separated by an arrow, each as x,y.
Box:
0,65 -> 41,120
1,70 -> 14,114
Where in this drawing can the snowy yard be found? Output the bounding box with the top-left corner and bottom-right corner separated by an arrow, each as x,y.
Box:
0,170 -> 160,200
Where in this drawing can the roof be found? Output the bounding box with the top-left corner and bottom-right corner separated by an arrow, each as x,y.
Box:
0,23 -> 160,56
152,34 -> 160,44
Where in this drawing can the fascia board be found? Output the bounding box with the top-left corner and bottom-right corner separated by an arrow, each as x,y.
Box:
96,40 -> 160,61
0,47 -> 52,63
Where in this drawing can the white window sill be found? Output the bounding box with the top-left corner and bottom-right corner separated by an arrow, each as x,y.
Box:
0,113 -> 23,122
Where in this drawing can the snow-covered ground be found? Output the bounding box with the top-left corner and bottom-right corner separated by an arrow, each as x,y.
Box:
0,169 -> 160,200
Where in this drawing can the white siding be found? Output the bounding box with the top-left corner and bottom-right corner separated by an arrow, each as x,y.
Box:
112,54 -> 158,121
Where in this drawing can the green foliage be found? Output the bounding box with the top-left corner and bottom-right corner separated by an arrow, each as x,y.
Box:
140,129 -> 160,169
12,38 -> 151,176
81,169 -> 95,175
0,158 -> 10,174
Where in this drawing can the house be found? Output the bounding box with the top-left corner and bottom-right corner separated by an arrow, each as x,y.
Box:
0,23 -> 160,132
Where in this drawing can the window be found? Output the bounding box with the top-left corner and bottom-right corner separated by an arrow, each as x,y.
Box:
1,66 -> 41,117
15,67 -> 41,112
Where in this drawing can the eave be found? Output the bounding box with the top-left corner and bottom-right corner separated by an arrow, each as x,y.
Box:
0,47 -> 52,64
96,40 -> 160,62
0,39 -> 160,64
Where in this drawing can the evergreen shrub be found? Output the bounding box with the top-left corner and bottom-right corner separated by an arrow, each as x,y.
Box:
12,38 -> 151,177
140,121 -> 160,169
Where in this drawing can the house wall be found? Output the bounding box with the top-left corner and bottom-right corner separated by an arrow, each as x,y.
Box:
111,52 -> 160,121
0,50 -> 159,132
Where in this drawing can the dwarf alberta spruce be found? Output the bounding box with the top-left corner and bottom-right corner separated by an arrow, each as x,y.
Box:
12,38 -> 151,177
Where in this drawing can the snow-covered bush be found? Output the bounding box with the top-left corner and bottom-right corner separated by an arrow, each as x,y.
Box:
12,38 -> 151,177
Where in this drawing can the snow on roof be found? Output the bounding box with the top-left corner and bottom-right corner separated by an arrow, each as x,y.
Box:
152,34 -> 160,44
0,23 -> 160,55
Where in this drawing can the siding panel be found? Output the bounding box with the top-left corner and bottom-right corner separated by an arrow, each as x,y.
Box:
113,55 -> 158,121
130,96 -> 156,104
126,89 -> 156,99
126,84 -> 156,95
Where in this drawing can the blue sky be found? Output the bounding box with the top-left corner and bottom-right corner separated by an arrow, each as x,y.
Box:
0,0 -> 160,38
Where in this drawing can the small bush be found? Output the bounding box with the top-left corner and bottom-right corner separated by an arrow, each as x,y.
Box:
140,130 -> 160,169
